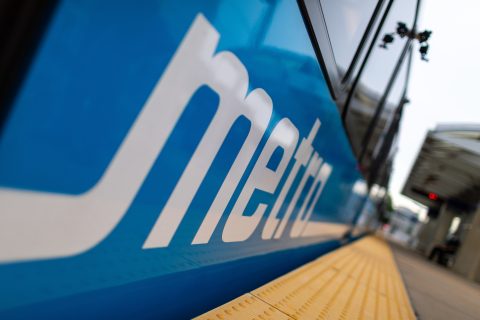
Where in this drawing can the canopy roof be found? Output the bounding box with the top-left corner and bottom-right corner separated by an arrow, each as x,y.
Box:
402,124 -> 480,210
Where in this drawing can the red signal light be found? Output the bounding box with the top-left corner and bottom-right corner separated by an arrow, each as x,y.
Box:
428,192 -> 438,200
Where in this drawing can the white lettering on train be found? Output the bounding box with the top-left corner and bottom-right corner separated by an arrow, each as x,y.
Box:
0,14 -> 337,263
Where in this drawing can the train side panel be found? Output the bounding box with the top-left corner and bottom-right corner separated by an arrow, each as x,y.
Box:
0,1 -> 367,318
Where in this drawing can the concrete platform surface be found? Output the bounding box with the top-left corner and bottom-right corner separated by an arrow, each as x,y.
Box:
390,242 -> 480,320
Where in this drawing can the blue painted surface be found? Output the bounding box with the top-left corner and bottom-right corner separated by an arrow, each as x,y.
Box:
3,240 -> 342,319
0,0 -> 366,318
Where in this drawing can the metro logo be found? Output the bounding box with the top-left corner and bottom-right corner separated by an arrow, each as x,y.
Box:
0,14 -> 336,263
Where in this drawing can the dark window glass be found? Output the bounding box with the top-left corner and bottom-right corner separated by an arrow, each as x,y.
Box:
344,0 -> 417,159
359,0 -> 417,106
320,0 -> 379,74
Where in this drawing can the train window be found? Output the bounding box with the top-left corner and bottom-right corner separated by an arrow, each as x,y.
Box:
356,0 -> 417,107
299,0 -> 387,101
298,0 -> 342,99
377,45 -> 411,134
370,53 -> 410,160
343,0 -> 417,156
320,0 -> 380,78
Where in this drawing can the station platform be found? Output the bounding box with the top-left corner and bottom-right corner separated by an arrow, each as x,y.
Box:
195,236 -> 415,319
390,242 -> 480,320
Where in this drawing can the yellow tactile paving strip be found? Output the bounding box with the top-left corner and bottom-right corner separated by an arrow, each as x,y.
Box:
195,236 -> 415,320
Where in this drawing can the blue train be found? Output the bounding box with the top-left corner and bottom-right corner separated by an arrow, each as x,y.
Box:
0,0 -> 420,318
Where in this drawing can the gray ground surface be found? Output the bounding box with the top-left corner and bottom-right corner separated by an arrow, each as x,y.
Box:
390,242 -> 480,320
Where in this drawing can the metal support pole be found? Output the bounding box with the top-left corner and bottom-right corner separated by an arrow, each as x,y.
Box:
368,95 -> 406,188
367,46 -> 413,189
358,39 -> 411,164
358,0 -> 422,164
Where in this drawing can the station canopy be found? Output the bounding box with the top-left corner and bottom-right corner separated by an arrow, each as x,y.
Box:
402,124 -> 480,210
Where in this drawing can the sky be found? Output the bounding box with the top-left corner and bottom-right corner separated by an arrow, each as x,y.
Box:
389,0 -> 480,217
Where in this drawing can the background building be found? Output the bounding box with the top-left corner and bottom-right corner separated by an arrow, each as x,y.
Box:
403,123 -> 480,281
